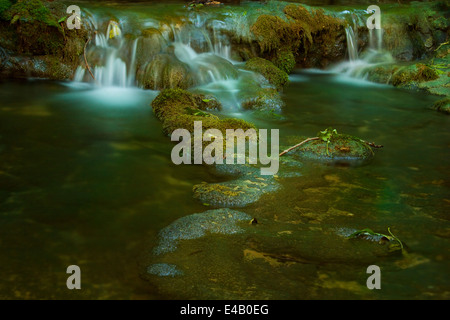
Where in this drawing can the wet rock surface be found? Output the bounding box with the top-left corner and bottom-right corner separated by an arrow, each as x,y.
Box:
152,208 -> 251,255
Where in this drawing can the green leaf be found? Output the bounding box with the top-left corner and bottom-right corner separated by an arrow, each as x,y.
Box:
11,14 -> 19,24
58,16 -> 67,24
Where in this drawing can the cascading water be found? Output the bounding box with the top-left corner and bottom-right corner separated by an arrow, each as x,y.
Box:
74,9 -> 246,109
345,25 -> 358,61
369,28 -> 383,52
74,19 -> 138,87
330,9 -> 393,80
71,5 -> 283,112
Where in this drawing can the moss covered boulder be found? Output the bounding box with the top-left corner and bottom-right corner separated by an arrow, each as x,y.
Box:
136,28 -> 166,69
244,57 -> 288,89
283,131 -> 376,166
273,47 -> 296,74
241,87 -> 285,119
137,54 -> 194,90
0,0 -> 89,79
151,88 -> 256,136
431,98 -> 450,114
366,43 -> 450,103
193,170 -> 280,207
382,1 -> 449,62
248,4 -> 347,69
391,63 -> 439,87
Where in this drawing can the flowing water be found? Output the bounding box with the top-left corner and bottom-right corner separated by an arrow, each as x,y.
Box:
0,1 -> 449,300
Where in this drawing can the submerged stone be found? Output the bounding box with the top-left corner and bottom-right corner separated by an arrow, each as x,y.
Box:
193,175 -> 280,208
143,217 -> 404,299
153,208 -> 251,255
193,156 -> 281,207
147,263 -> 183,277
241,87 -> 285,113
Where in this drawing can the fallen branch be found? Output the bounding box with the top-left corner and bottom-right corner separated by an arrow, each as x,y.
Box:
84,31 -> 97,82
435,41 -> 449,52
279,137 -> 319,157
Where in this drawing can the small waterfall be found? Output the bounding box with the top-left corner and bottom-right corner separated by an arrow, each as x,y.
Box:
369,28 -> 383,51
74,20 -> 137,87
210,20 -> 232,61
127,38 -> 139,87
345,26 -> 358,61
71,8 -> 263,110
173,42 -> 238,84
74,66 -> 85,82
330,10 -> 392,80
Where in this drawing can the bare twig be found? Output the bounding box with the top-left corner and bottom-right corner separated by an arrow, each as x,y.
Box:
84,32 -> 97,82
279,137 -> 319,157
435,41 -> 449,52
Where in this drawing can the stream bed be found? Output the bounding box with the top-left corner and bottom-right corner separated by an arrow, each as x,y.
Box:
0,69 -> 448,299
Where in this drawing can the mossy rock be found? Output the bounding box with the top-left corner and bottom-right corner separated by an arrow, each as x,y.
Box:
244,57 -> 288,89
378,63 -> 440,88
382,1 -> 449,61
151,88 -> 256,136
3,0 -> 64,55
250,14 -> 295,54
136,28 -> 165,68
192,94 -> 222,111
152,208 -> 252,255
431,98 -> 450,114
285,134 -> 375,166
241,87 -> 285,119
0,0 -> 88,79
193,165 -> 280,207
272,47 -> 296,74
249,5 -> 346,69
143,216 -> 403,299
137,54 -> 194,90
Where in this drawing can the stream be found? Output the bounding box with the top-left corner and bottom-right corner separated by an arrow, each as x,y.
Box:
0,1 -> 449,300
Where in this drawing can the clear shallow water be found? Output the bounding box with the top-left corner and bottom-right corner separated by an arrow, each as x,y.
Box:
0,73 -> 448,299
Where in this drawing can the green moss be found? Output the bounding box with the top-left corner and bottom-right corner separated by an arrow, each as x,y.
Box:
250,15 -> 295,53
2,0 -> 66,55
391,63 -> 440,87
286,133 -> 375,165
152,89 -> 256,136
137,54 -> 193,90
5,0 -> 55,25
244,57 -> 288,89
391,68 -> 415,87
415,63 -> 439,82
273,47 -> 295,74
283,4 -> 345,54
241,87 -> 284,114
0,0 -> 12,19
249,4 -> 346,67
431,98 -> 450,114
